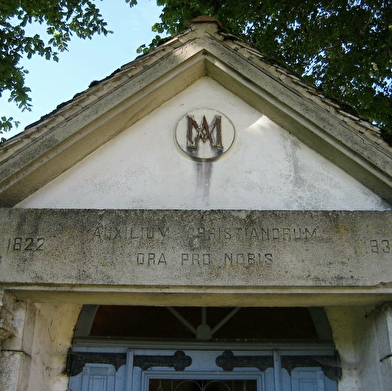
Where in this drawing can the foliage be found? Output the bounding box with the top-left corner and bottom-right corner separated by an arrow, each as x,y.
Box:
1,0 -> 391,144
0,116 -> 18,141
151,0 -> 392,143
0,0 -> 137,138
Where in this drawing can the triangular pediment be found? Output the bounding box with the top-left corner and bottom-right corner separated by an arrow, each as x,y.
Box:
0,19 -> 391,207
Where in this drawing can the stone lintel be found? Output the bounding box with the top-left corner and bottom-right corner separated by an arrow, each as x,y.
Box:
0,209 -> 391,301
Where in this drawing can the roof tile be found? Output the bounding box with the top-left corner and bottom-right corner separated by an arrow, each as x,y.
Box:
1,19 -> 390,158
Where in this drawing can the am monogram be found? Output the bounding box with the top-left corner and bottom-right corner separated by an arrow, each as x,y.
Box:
175,109 -> 235,161
186,115 -> 223,151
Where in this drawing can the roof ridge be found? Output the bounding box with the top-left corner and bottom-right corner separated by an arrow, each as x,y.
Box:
1,19 -> 391,161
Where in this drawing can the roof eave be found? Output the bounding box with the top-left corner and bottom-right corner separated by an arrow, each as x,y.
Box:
0,33 -> 390,206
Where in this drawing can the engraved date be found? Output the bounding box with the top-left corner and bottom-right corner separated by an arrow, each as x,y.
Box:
7,237 -> 45,252
368,239 -> 390,254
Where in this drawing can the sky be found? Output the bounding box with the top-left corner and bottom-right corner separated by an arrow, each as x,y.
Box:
1,0 -> 165,139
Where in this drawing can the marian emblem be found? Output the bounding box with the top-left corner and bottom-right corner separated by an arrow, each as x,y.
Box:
175,109 -> 235,161
187,115 -> 223,151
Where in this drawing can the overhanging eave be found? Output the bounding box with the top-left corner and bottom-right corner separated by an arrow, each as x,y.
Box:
0,36 -> 391,205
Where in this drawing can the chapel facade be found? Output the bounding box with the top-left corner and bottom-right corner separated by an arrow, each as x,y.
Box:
0,18 -> 391,391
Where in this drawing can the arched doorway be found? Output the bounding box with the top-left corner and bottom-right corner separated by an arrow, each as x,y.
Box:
67,306 -> 340,391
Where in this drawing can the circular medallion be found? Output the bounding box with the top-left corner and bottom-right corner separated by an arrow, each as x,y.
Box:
175,109 -> 235,161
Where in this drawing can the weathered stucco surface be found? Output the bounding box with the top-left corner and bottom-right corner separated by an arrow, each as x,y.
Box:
0,292 -> 81,391
26,303 -> 81,391
326,305 -> 392,391
16,79 -> 390,210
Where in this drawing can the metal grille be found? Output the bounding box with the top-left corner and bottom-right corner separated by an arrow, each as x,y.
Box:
149,379 -> 258,391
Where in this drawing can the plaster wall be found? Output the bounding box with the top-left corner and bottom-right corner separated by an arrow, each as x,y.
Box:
1,290 -> 391,391
3,303 -> 386,391
325,305 -> 392,391
0,293 -> 35,391
26,303 -> 81,391
0,293 -> 81,391
371,305 -> 392,391
326,307 -> 372,391
17,78 -> 390,210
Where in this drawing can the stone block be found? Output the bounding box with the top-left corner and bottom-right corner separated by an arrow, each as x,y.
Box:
0,350 -> 31,391
0,209 -> 391,292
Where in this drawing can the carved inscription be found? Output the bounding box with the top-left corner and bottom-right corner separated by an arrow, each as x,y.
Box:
180,253 -> 273,268
87,224 -> 320,270
181,253 -> 212,266
368,239 -> 390,254
92,225 -> 169,241
2,213 -> 389,277
188,226 -> 317,241
224,253 -> 273,267
1,209 -> 391,287
7,237 -> 45,252
136,253 -> 167,265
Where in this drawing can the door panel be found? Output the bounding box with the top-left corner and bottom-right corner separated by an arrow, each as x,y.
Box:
69,349 -> 337,391
69,364 -> 126,391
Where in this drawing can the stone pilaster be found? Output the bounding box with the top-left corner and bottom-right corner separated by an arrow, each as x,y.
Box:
373,303 -> 392,391
0,290 -> 17,343
0,290 -> 33,391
